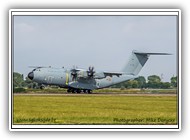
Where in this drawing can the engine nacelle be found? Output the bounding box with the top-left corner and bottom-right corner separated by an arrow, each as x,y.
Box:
77,70 -> 105,79
77,70 -> 88,78
94,72 -> 106,79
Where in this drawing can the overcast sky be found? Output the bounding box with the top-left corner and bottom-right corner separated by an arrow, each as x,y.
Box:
13,15 -> 177,82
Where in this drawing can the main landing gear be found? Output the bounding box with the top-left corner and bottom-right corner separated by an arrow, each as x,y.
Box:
67,88 -> 92,94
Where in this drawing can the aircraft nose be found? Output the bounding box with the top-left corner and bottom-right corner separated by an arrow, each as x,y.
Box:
28,72 -> 34,80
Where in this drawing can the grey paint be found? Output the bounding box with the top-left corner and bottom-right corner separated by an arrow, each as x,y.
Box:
29,51 -> 171,92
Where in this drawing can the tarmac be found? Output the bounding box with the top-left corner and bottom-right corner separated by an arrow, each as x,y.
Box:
14,92 -> 177,96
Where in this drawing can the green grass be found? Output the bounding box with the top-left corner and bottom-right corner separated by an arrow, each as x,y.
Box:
13,94 -> 177,125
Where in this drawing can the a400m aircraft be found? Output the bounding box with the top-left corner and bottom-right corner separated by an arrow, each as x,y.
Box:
28,50 -> 170,93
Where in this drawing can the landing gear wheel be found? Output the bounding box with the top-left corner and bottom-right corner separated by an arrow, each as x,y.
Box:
77,89 -> 81,93
87,90 -> 92,94
67,89 -> 71,93
71,89 -> 76,93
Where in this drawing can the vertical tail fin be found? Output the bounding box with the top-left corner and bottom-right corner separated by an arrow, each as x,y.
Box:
122,50 -> 171,76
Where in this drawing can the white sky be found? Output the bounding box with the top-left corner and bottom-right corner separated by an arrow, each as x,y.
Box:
13,15 -> 177,82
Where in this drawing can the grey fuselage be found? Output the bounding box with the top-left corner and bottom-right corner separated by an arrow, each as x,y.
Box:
28,51 -> 170,91
31,67 -> 135,90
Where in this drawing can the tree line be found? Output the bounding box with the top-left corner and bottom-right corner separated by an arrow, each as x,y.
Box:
13,72 -> 177,89
111,75 -> 177,89
13,72 -> 38,89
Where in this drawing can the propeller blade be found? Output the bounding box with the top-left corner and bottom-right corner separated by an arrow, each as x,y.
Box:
71,68 -> 78,81
87,66 -> 95,78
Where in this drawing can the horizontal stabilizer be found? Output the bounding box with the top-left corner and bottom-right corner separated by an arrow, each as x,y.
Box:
134,51 -> 172,55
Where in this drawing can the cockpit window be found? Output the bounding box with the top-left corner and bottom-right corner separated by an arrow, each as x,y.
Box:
33,69 -> 41,71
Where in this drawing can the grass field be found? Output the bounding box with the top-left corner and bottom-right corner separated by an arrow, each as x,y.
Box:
13,93 -> 177,125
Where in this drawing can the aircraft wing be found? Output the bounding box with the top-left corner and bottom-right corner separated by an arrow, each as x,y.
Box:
103,71 -> 124,77
71,68 -> 124,78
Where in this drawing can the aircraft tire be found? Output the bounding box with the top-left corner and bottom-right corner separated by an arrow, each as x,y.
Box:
77,89 -> 81,93
87,90 -> 92,94
67,89 -> 71,93
71,89 -> 75,93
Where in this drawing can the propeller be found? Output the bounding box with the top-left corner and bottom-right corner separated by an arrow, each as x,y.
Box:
71,71 -> 77,81
87,66 -> 95,78
71,66 -> 78,81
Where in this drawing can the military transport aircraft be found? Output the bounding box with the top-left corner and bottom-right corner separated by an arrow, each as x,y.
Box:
28,50 -> 170,93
